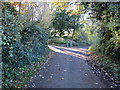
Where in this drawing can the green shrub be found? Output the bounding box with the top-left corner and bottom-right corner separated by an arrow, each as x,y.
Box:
88,44 -> 99,52
54,40 -> 67,44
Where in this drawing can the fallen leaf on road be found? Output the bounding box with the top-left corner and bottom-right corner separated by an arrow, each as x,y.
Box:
95,83 -> 98,85
61,78 -> 64,80
42,76 -> 44,79
34,75 -> 37,77
31,77 -> 33,79
39,75 -> 42,77
64,70 -> 67,72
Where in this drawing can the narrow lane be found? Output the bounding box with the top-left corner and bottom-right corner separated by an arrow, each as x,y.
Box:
26,45 -> 107,88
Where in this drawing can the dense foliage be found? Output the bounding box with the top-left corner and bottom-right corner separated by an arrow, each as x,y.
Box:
2,2 -> 48,88
89,2 -> 120,60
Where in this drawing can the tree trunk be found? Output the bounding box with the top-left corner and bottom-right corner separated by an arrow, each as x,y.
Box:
19,1 -> 21,17
32,5 -> 34,21
72,29 -> 75,39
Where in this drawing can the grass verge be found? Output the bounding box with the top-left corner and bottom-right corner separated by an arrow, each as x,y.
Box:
54,40 -> 67,44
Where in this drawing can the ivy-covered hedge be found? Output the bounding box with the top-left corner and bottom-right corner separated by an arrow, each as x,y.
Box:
2,2 -> 49,88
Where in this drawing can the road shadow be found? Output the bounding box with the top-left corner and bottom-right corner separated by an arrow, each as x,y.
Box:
48,45 -> 90,60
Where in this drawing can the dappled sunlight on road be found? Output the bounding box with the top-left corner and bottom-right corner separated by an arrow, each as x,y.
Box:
48,45 -> 65,53
48,45 -> 88,60
54,46 -> 88,53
